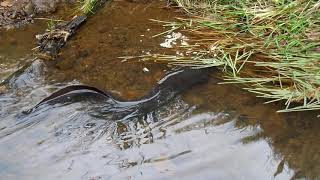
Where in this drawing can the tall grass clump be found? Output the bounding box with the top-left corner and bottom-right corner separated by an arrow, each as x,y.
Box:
139,0 -> 320,112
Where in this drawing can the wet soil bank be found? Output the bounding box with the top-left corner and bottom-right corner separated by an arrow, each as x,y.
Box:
0,0 -> 76,28
0,0 -> 319,180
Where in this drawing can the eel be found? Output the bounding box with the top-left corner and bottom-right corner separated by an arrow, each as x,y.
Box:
25,68 -> 210,121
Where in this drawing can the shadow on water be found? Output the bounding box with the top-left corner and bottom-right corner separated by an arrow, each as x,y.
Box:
0,1 -> 319,180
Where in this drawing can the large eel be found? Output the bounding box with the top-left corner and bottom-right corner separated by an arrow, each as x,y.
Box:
25,68 -> 210,121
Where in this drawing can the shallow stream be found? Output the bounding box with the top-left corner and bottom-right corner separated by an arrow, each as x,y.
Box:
0,1 -> 319,180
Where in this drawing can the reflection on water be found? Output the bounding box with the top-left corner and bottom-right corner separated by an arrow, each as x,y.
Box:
0,80 -> 304,179
184,78 -> 320,180
0,1 -> 319,180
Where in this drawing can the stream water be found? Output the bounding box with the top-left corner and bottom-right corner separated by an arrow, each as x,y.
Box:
0,1 -> 319,180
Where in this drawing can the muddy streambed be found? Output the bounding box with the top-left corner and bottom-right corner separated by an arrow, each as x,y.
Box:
0,1 -> 319,180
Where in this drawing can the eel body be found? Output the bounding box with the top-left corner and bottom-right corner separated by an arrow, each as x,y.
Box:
25,68 -> 210,120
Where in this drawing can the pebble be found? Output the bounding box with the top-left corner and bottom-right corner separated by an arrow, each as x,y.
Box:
23,1 -> 34,15
0,85 -> 7,94
143,67 -> 149,73
0,0 -> 13,7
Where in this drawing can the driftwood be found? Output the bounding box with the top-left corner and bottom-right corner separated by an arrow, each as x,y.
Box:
35,15 -> 87,58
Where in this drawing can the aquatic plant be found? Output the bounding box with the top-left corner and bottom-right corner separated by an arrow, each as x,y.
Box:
34,18 -> 65,32
78,0 -> 98,14
136,0 -> 320,112
46,18 -> 56,32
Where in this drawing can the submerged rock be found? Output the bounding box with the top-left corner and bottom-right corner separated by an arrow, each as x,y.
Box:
31,0 -> 59,13
0,85 -> 7,94
0,0 -> 32,28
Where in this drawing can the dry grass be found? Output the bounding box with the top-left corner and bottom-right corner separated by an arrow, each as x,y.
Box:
130,0 -> 320,112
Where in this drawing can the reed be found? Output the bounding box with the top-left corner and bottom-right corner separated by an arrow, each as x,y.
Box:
135,0 -> 320,112
78,0 -> 98,14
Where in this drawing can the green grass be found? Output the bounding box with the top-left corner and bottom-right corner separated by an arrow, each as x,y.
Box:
78,0 -> 98,14
139,0 -> 320,112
